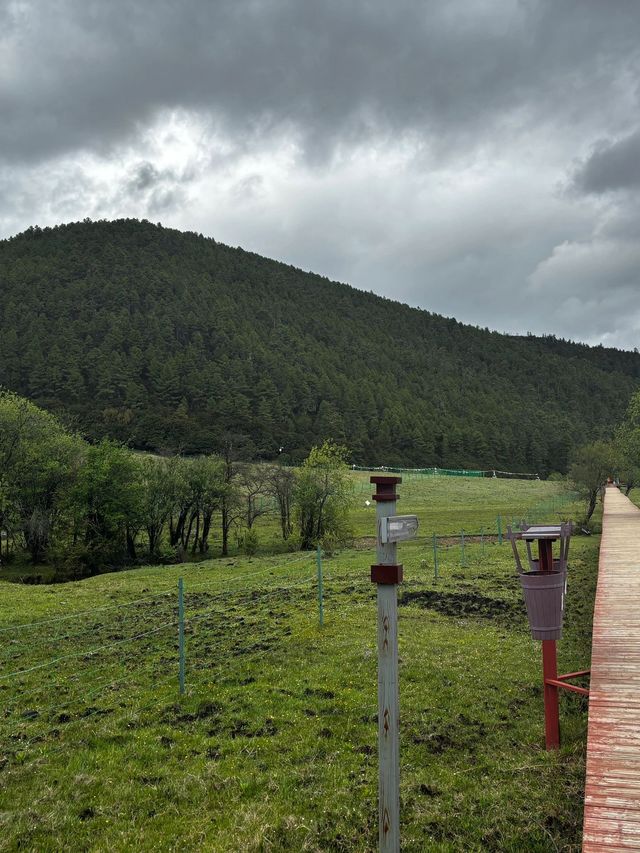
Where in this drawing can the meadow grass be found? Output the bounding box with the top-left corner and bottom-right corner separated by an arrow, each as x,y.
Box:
349,471 -> 580,539
0,477 -> 594,851
0,471 -> 580,583
203,471 -> 582,555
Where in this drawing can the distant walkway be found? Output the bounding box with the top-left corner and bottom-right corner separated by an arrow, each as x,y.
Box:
583,487 -> 640,850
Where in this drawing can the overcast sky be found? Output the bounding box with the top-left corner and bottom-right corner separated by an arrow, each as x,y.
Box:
2,0 -> 640,349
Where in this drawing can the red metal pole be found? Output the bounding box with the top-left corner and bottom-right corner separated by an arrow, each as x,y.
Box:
539,538 -> 560,749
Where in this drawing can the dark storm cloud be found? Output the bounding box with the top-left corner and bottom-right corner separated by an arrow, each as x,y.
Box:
128,162 -> 161,193
572,130 -> 640,194
3,0 -> 640,165
3,0 -> 640,349
120,160 -> 194,214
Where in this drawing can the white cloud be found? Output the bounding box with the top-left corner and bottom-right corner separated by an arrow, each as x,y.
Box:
2,1 -> 640,349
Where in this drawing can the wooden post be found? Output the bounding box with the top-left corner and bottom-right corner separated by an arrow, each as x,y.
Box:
371,475 -> 402,853
178,577 -> 185,695
316,544 -> 324,627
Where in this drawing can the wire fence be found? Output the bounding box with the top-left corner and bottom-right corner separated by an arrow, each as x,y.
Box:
408,491 -> 581,581
0,552 -> 387,803
0,554 -> 375,723
1,492 -> 578,708
352,465 -> 541,479
0,489 -> 576,777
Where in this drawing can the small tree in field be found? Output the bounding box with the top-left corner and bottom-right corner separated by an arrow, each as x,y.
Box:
138,456 -> 175,558
237,463 -> 272,530
568,440 -> 618,523
265,464 -> 295,540
295,441 -> 353,550
218,433 -> 254,557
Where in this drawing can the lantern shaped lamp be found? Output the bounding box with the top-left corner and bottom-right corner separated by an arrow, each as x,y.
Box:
506,523 -> 572,641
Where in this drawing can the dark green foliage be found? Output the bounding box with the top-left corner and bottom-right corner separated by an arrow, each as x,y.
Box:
70,440 -> 144,568
0,390 -> 83,563
0,392 -> 232,576
1,218 -> 639,472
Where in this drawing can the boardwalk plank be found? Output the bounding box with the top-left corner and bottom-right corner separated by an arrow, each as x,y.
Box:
583,488 -> 640,851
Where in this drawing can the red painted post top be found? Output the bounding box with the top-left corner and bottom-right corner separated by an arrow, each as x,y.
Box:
371,564 -> 403,584
370,475 -> 402,502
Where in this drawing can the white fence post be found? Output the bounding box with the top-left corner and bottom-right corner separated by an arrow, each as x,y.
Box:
371,475 -> 402,853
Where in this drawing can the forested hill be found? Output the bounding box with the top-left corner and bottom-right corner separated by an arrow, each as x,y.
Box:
1,219 -> 638,473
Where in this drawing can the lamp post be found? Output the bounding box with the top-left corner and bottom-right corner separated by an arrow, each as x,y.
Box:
507,522 -> 588,750
371,475 -> 402,853
370,476 -> 419,852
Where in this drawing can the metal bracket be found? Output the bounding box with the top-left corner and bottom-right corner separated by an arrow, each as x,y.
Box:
545,669 -> 591,697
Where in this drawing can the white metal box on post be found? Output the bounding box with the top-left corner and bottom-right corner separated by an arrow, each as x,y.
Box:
379,514 -> 419,544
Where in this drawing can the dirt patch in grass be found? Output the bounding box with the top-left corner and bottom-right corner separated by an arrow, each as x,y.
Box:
303,687 -> 335,700
162,701 -> 223,724
400,589 -> 524,623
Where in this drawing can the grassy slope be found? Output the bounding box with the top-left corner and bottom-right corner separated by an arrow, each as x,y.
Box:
0,478 -> 593,852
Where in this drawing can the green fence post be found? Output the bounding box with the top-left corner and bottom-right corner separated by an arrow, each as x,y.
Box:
460,530 -> 465,567
433,533 -> 439,582
316,545 -> 324,627
497,515 -> 503,545
178,577 -> 185,695
481,526 -> 485,557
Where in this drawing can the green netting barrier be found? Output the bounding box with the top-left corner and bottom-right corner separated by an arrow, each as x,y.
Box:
352,465 -> 528,479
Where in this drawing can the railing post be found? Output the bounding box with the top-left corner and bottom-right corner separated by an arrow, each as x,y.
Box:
497,515 -> 503,545
460,530 -> 465,567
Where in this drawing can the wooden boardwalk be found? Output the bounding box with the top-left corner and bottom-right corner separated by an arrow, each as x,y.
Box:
584,487 -> 640,851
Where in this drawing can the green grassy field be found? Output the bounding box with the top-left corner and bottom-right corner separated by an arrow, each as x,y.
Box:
349,471 -> 579,538
0,470 -> 580,584
0,477 -> 593,851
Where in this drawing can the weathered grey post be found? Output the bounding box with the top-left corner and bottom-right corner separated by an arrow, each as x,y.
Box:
371,475 -> 402,853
